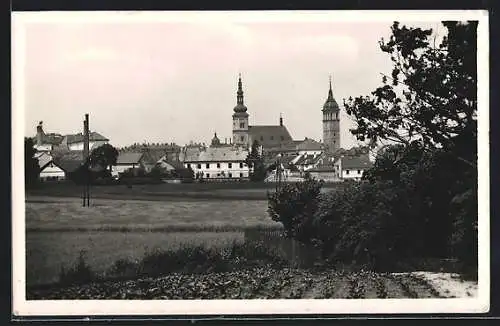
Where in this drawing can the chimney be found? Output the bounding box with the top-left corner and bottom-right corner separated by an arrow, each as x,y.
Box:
36,121 -> 44,146
279,113 -> 283,127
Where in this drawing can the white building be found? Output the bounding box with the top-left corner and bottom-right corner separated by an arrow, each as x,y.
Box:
337,155 -> 373,181
33,121 -> 110,153
65,132 -> 109,151
183,145 -> 250,180
112,152 -> 155,178
36,152 -> 66,181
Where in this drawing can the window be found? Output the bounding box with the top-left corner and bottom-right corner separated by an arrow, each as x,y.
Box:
217,163 -> 221,168
228,173 -> 232,178
345,170 -> 350,175
357,170 -> 361,174
187,164 -> 191,169
228,163 -> 232,168
240,136 -> 244,141
240,173 -> 243,178
217,173 -> 221,177
239,163 -> 243,168
206,163 -> 210,169
240,122 -> 245,128
197,164 -> 201,169
206,173 -> 210,178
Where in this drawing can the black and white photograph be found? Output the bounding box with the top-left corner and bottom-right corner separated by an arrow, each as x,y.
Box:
12,10 -> 489,316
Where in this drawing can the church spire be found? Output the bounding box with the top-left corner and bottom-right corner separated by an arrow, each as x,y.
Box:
328,74 -> 333,100
323,74 -> 339,112
233,73 -> 248,114
237,73 -> 244,105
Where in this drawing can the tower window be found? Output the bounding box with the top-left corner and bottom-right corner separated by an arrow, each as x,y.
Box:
206,173 -> 210,178
197,164 -> 201,169
217,163 -> 221,168
240,122 -> 245,128
206,163 -> 210,169
228,173 -> 232,178
187,164 -> 191,169
228,163 -> 232,168
240,163 -> 243,168
345,170 -> 350,175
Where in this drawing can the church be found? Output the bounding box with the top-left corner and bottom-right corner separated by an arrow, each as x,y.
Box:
182,74 -> 371,182
230,74 -> 339,155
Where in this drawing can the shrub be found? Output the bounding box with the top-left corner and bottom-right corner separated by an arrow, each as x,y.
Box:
267,177 -> 324,243
58,250 -> 97,286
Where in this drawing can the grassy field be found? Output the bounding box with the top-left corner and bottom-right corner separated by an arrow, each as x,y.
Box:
26,231 -> 244,286
25,197 -> 280,286
26,181 -> 344,201
26,197 -> 274,231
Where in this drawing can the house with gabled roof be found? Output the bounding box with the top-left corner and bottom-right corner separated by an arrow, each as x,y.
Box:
183,146 -> 250,180
112,151 -> 155,178
32,121 -> 110,153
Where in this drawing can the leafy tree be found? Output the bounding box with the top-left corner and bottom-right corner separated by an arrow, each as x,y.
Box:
88,144 -> 119,173
344,21 -> 477,169
25,137 -> 40,188
245,140 -> 266,182
267,177 -> 324,243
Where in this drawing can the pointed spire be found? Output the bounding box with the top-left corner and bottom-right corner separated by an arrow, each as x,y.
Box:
328,74 -> 333,100
237,73 -> 244,105
323,74 -> 339,112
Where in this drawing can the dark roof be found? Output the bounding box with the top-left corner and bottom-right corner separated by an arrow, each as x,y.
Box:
309,165 -> 336,172
322,83 -> 340,112
295,154 -> 321,166
295,138 -> 323,151
116,152 -> 144,165
341,155 -> 373,170
249,125 -> 293,148
65,132 -> 109,144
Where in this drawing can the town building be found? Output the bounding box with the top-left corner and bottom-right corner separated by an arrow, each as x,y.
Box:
182,144 -> 250,181
112,152 -> 156,178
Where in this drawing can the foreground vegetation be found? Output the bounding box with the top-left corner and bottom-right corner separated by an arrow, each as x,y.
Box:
27,242 -> 475,300
268,21 -> 478,280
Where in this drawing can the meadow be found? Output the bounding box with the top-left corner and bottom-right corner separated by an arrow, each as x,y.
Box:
25,197 -> 280,286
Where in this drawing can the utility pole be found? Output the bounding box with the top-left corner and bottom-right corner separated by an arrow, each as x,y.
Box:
82,113 -> 90,207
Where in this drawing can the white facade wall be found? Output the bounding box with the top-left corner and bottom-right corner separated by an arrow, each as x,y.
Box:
185,161 -> 250,179
341,168 -> 365,180
34,144 -> 53,152
39,163 -> 66,181
69,140 -> 108,151
297,150 -> 322,156
112,164 -> 138,177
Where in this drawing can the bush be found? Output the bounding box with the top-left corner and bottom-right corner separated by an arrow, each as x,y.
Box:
266,143 -> 478,274
267,177 -> 324,243
58,250 -> 97,286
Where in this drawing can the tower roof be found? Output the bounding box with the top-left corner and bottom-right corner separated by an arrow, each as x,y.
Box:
210,132 -> 221,147
233,74 -> 248,114
322,76 -> 339,112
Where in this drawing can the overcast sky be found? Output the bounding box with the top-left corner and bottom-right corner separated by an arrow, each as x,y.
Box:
15,12 -> 447,148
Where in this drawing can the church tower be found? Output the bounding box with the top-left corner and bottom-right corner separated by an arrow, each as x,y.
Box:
232,74 -> 249,147
322,76 -> 340,152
